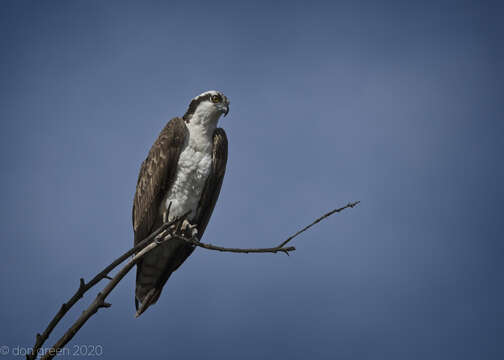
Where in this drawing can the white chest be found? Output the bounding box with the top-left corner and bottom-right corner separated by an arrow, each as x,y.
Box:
161,123 -> 214,221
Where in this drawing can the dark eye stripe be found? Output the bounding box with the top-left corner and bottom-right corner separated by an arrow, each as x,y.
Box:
183,92 -> 224,121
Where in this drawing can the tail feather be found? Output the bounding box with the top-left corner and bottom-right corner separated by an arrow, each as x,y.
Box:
135,288 -> 161,317
135,258 -> 172,317
134,237 -> 196,317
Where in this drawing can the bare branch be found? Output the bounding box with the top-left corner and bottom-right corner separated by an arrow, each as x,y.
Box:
174,201 -> 360,255
177,236 -> 296,254
39,219 -> 187,360
27,213 -> 190,360
28,202 -> 359,359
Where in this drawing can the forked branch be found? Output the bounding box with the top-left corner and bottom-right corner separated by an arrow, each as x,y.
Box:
28,201 -> 359,360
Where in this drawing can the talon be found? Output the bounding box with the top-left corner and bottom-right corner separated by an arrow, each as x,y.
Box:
190,227 -> 199,238
180,219 -> 190,231
180,219 -> 190,235
179,219 -> 199,238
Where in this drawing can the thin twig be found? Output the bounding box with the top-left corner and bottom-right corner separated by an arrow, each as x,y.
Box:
278,201 -> 360,248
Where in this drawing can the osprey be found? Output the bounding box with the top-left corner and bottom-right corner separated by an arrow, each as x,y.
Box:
132,90 -> 229,317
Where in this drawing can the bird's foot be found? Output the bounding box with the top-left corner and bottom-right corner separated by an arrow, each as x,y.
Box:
180,219 -> 199,238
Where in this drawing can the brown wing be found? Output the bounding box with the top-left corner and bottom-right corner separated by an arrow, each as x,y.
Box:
194,127 -> 228,237
134,127 -> 227,316
132,117 -> 188,245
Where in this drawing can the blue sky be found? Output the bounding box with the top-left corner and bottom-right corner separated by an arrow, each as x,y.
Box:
0,0 -> 503,359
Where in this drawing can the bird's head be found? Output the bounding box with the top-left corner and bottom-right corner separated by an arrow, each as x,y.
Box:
183,90 -> 230,124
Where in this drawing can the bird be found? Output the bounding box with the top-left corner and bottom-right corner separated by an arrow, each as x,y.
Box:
132,90 -> 229,317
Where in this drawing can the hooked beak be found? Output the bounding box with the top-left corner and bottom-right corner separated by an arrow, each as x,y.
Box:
223,105 -> 229,117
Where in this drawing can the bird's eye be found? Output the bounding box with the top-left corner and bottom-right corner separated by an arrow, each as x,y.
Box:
211,94 -> 222,103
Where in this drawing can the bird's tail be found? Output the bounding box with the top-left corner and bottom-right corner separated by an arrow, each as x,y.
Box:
135,287 -> 163,318
135,257 -> 173,317
134,233 -> 196,317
